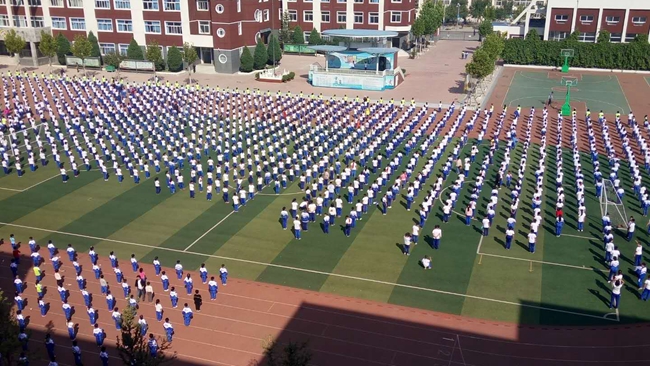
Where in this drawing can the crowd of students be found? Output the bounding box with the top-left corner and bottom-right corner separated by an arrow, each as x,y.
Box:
10,234 -> 228,365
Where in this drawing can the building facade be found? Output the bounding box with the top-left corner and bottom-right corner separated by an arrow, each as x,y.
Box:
544,0 -> 650,42
0,0 -> 417,72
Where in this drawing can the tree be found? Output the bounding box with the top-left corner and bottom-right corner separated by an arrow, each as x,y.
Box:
495,0 -> 514,20
420,0 -> 444,36
56,33 -> 71,65
127,38 -> 144,60
478,20 -> 493,39
239,46 -> 254,72
166,46 -> 183,72
267,35 -> 282,65
444,0 -> 469,25
597,29 -> 611,44
411,16 -> 426,54
87,31 -> 101,59
261,340 -> 312,366
145,40 -> 164,78
71,34 -> 92,75
292,26 -> 305,44
103,51 -> 123,69
253,38 -> 268,70
279,11 -> 292,46
465,47 -> 495,79
4,29 -> 25,69
0,290 -> 24,365
308,28 -> 322,45
182,42 -> 198,84
513,4 -> 527,21
482,33 -> 504,60
38,30 -> 58,71
469,0 -> 490,20
483,5 -> 496,21
116,306 -> 176,366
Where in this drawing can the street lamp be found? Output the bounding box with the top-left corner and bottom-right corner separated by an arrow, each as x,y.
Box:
456,3 -> 460,29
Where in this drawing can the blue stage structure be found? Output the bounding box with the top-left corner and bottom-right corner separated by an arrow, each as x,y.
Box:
307,30 -> 405,92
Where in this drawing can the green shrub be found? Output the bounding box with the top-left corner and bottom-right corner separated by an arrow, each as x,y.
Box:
56,33 -> 71,65
166,46 -> 183,72
240,47 -> 254,72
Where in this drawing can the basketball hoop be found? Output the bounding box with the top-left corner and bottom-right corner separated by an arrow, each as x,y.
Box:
560,49 -> 574,73
560,76 -> 578,116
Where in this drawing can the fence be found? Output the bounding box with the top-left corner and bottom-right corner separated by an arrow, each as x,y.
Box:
283,44 -> 317,55
437,30 -> 480,42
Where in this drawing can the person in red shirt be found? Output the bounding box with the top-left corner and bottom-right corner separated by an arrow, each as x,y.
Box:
12,248 -> 20,264
556,208 -> 563,219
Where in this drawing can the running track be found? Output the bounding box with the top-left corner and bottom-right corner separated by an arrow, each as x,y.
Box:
1,247 -> 649,366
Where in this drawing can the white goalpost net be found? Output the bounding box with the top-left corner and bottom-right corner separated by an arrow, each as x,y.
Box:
601,179 -> 628,229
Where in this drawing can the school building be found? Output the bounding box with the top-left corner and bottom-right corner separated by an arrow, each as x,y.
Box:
0,0 -> 418,73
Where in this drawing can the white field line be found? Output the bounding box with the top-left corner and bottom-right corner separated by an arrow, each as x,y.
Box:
0,221 -> 618,322
183,211 -> 236,251
0,173 -> 60,192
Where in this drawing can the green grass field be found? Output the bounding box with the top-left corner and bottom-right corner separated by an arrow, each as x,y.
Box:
2,123 -> 649,326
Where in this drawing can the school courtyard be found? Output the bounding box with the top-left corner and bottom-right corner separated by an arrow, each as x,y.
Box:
2,58 -> 650,365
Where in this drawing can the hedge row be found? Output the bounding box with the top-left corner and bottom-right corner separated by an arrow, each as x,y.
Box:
502,31 -> 650,71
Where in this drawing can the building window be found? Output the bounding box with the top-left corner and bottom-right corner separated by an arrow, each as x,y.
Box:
605,16 -> 620,24
391,0 -> 401,2
198,20 -> 210,34
13,15 -> 26,28
625,33 -> 640,42
354,0 -> 363,3
0,15 -> 10,27
354,12 -> 363,24
95,0 -> 110,9
163,0 -> 179,11
215,4 -> 224,13
70,17 -> 85,30
322,0 -> 329,2
322,11 -> 330,23
28,0 -> 41,5
337,11 -> 346,24
549,31 -> 567,41
579,15 -> 593,23
114,0 -> 130,9
10,0 -> 23,5
51,16 -> 66,29
196,0 -> 208,10
632,16 -> 647,25
118,44 -> 128,56
143,0 -> 158,10
264,9 -> 269,21
216,28 -> 225,38
609,33 -> 622,42
165,21 -> 182,34
390,11 -> 401,23
30,16 -> 44,28
304,10 -> 313,22
67,0 -> 82,7
97,19 -> 113,31
554,14 -> 568,23
369,12 -> 379,24
116,19 -> 133,32
99,43 -> 115,55
49,0 -> 63,7
337,0 -> 345,2
144,20 -> 161,33
288,10 -> 297,22
578,32 -> 595,42
370,0 -> 379,3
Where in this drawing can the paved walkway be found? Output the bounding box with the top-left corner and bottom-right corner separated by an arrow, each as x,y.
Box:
5,41 -> 474,104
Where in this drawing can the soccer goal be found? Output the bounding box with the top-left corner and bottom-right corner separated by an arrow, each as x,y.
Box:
601,179 -> 628,229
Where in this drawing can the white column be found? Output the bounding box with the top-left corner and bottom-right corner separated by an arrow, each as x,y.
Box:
22,2 -> 32,27
543,9 -> 551,40
378,0 -> 385,30
130,0 -> 146,45
570,7 -> 577,34
42,0 -> 52,29
180,0 -> 191,43
83,1 -> 98,35
312,0 -> 321,32
346,0 -> 353,29
595,8 -> 603,37
621,9 -> 630,42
